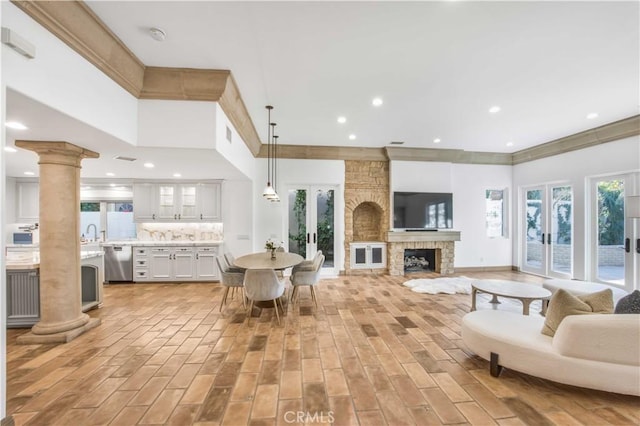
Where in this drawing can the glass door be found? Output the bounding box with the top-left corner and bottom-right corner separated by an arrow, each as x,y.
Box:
287,186 -> 337,275
521,185 -> 573,278
592,177 -> 627,285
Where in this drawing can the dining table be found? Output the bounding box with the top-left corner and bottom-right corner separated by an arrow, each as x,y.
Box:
234,251 -> 304,270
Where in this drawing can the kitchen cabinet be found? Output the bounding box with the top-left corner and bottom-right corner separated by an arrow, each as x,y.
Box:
198,183 -> 221,221
133,181 -> 221,222
17,182 -> 39,223
133,183 -> 157,222
350,242 -> 387,269
133,244 -> 220,282
133,246 -> 150,281
195,246 -> 219,280
148,246 -> 196,281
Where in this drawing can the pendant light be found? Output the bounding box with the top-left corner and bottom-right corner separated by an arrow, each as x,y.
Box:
271,134 -> 280,202
262,105 -> 276,198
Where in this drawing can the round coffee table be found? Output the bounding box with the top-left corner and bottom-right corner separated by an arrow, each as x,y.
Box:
471,280 -> 551,315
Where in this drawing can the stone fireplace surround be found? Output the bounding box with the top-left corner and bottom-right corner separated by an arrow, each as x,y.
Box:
387,231 -> 461,276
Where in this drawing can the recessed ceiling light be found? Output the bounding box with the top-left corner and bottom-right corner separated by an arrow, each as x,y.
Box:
506,141 -> 514,147
149,27 -> 166,42
106,172 -> 115,177
5,121 -> 28,130
489,106 -> 501,114
110,183 -> 116,187
433,138 -> 441,144
173,173 -> 182,178
586,112 -> 598,119
348,134 -> 357,140
4,146 -> 17,153
83,186 -> 92,190
144,162 -> 155,168
372,98 -> 383,107
337,116 -> 346,124
23,171 -> 35,176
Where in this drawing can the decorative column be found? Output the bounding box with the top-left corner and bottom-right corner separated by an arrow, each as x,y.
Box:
15,141 -> 101,344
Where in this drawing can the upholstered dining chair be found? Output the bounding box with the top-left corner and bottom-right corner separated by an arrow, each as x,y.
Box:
290,253 -> 325,307
215,255 -> 245,312
243,268 -> 286,325
223,252 -> 246,273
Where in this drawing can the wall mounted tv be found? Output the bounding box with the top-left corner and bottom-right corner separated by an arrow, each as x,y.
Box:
393,192 -> 453,230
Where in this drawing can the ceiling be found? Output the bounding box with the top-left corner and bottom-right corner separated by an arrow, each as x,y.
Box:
5,1 -> 639,179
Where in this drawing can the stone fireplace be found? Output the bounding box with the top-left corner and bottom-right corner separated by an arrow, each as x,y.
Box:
388,231 -> 460,276
344,160 -> 389,274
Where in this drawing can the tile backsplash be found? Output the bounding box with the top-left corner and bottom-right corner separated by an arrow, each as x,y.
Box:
137,223 -> 223,241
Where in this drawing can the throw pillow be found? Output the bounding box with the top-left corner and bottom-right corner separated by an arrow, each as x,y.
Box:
541,288 -> 613,337
615,289 -> 640,314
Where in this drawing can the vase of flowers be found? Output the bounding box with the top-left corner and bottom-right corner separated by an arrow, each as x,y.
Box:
265,239 -> 280,259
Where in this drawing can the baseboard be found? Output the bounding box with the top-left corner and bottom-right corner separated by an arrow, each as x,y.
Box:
455,265 -> 514,272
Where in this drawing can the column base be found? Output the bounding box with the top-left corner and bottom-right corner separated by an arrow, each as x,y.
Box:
16,317 -> 101,344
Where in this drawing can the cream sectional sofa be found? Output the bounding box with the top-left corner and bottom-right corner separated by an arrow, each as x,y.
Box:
461,310 -> 640,396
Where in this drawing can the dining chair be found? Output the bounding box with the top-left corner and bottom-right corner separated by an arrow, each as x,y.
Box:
290,253 -> 325,307
215,255 -> 245,312
243,268 -> 286,325
223,252 -> 246,273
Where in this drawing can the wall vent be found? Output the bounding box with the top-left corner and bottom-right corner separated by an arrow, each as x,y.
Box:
113,155 -> 137,162
226,126 -> 232,143
389,141 -> 405,145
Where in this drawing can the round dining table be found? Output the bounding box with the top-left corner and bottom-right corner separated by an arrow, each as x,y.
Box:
234,251 -> 304,270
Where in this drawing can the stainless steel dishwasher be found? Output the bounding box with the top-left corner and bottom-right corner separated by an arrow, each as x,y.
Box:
103,244 -> 133,282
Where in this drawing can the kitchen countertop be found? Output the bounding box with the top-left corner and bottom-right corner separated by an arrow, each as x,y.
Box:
6,250 -> 104,270
102,240 -> 223,247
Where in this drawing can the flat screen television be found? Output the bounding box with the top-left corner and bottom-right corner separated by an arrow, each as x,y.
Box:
393,192 -> 453,230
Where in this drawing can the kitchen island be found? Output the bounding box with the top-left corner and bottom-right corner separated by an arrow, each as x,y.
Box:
5,250 -> 104,328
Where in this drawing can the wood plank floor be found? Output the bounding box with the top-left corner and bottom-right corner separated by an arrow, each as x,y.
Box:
6,271 -> 640,425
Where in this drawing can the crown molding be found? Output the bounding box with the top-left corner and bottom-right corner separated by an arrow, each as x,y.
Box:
385,147 -> 512,165
258,144 -> 387,161
511,115 -> 640,165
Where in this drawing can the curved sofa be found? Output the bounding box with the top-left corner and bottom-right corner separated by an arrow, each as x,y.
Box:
461,310 -> 640,396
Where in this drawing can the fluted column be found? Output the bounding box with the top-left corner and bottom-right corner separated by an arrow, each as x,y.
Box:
15,141 -> 101,344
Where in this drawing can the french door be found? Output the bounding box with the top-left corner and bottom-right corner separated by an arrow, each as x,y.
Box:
590,174 -> 638,288
521,184 -> 573,278
286,186 -> 337,275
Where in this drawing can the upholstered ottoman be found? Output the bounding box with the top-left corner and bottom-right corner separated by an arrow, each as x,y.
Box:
543,279 -> 628,305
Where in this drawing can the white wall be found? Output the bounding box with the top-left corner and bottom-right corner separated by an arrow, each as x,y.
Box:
138,100 -> 216,149
222,179 -> 253,257
513,136 -> 640,279
253,159 -> 345,269
390,161 -> 513,268
1,2 -> 138,145
214,105 -> 256,180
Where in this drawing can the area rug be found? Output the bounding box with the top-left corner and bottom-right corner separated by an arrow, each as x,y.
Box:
403,276 -> 474,294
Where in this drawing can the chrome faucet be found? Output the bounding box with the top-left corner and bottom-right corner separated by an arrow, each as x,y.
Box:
86,224 -> 98,241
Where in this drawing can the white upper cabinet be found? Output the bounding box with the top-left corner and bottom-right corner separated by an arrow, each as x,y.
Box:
17,182 -> 39,223
133,181 -> 221,222
133,183 -> 157,222
197,183 -> 221,221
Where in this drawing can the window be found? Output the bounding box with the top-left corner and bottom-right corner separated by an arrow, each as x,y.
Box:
80,201 -> 136,241
486,189 -> 506,238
